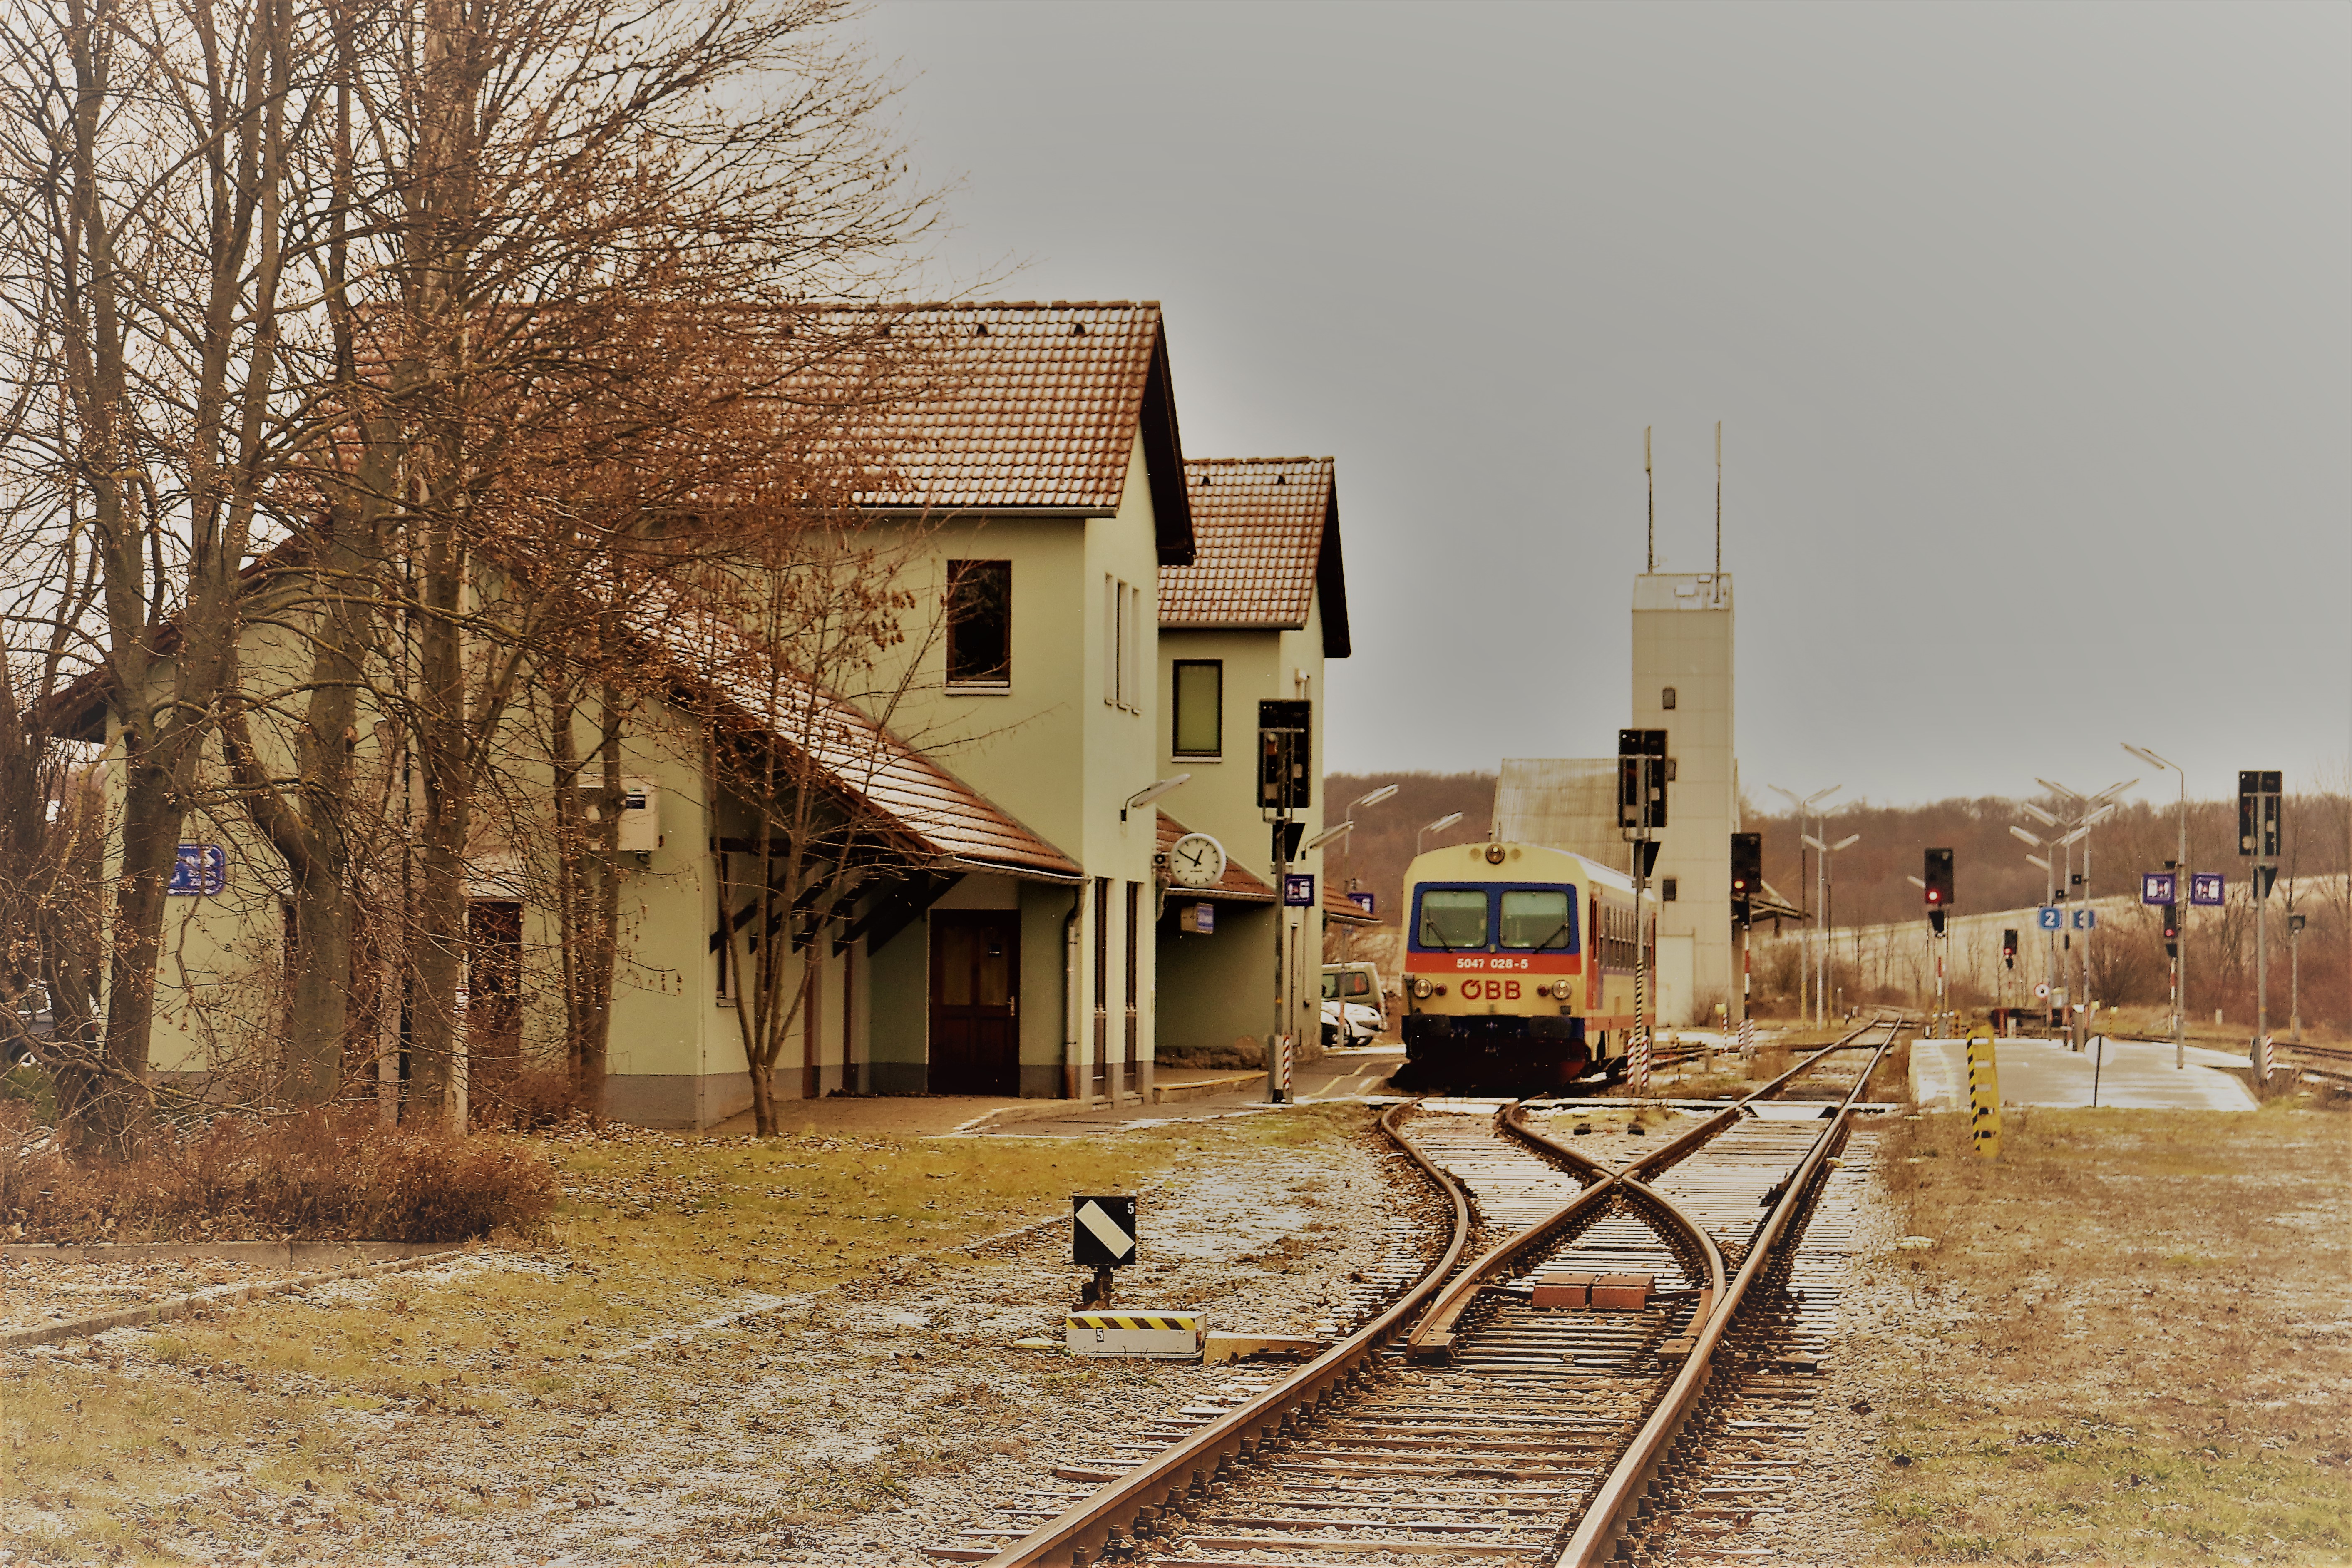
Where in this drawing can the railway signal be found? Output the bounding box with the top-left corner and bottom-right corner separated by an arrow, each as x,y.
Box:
2239,767 -> 2281,1071
1260,700 -> 1312,1105
1073,1194 -> 1138,1305
1730,832 -> 1761,924
1617,729 -> 1670,1093
2001,929 -> 2017,969
1922,848 -> 1954,911
1617,729 -> 1669,835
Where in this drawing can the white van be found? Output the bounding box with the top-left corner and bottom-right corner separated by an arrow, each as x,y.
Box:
1320,963 -> 1387,1046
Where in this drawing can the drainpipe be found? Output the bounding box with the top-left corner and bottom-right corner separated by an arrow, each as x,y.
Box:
1063,892 -> 1083,1103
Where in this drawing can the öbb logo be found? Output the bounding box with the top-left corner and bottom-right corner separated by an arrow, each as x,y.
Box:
1458,979 -> 1522,1001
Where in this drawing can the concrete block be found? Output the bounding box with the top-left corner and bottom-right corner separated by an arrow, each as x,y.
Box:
1531,1271 -> 1594,1308
1590,1272 -> 1653,1310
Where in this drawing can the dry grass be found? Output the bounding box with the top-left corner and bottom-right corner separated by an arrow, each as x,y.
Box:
0,1105 -> 556,1243
2,1105 -> 1381,1562
1863,1095 -> 2352,1563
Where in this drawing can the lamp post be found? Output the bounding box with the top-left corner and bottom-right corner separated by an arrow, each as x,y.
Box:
1769,784 -> 1841,1027
2029,779 -> 2133,1050
2124,744 -> 2190,1069
1802,831 -> 1860,1022
1417,811 -> 1464,857
1334,785 -> 1398,961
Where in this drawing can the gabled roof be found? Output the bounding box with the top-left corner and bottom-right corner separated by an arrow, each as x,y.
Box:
812,301 -> 1195,565
1322,883 -> 1378,927
1155,809 -> 1276,903
1158,456 -> 1351,658
636,594 -> 1083,885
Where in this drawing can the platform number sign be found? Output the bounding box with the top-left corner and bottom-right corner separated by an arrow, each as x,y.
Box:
167,843 -> 228,896
2035,906 -> 2064,932
1071,1196 -> 1137,1270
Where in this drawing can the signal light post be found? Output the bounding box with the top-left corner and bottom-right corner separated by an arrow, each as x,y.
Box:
1732,832 -> 1761,1059
2240,769 -> 2282,1078
1924,848 -> 1953,1034
1260,701 -> 1312,1104
1620,729 -> 1669,1092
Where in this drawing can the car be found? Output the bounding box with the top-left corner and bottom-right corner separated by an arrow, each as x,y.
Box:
1320,964 -> 1387,1046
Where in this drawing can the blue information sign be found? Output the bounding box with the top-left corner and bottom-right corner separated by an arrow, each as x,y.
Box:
2141,872 -> 2176,905
167,843 -> 228,896
2190,872 -> 2224,907
1283,873 -> 1316,908
2035,905 -> 2063,931
1346,891 -> 1375,916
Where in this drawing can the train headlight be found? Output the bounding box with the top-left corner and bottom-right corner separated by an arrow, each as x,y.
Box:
1411,977 -> 1432,1000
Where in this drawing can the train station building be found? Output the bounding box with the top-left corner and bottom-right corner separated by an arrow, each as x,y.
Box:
71,301 -> 1364,1126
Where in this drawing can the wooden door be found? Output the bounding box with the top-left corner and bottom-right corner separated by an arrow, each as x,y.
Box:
931,912 -> 1020,1096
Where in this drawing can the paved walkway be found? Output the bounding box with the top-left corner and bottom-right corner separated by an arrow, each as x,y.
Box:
961,1047 -> 1406,1139
696,1051 -> 1407,1141
1911,1035 -> 2258,1112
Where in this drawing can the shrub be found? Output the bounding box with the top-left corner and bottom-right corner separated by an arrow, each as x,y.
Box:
0,1103 -> 556,1243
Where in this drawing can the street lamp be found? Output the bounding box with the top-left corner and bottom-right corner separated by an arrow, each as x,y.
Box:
1330,785 -> 1398,961
1802,831 -> 1860,1020
2029,778 -> 2134,1049
2124,743 -> 2191,1069
1417,811 -> 1464,856
1768,783 -> 1842,1027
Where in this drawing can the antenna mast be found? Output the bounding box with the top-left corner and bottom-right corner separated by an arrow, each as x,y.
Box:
1714,420 -> 1723,576
1644,426 -> 1654,573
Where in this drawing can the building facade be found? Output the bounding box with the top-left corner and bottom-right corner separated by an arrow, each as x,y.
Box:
1152,457 -> 1366,1067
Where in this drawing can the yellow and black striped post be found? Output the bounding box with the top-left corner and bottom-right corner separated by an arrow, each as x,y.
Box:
1966,1025 -> 2000,1158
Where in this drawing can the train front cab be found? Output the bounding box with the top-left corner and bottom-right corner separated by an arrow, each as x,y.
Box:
1398,845 -> 1592,1091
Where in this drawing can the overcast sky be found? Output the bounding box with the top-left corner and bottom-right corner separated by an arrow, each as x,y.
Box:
865,1 -> 2351,809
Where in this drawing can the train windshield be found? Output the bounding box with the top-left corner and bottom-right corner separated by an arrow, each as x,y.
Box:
1500,890 -> 1575,949
1416,889 -> 1489,949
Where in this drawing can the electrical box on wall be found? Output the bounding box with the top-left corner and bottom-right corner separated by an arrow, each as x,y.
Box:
616,776 -> 660,852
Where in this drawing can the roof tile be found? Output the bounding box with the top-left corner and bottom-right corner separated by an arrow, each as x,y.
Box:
1160,457 -> 1331,626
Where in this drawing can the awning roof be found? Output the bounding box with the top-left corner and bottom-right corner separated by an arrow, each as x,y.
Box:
638,595 -> 1083,885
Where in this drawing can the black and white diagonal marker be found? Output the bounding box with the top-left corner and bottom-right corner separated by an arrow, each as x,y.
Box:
1071,1195 -> 1137,1269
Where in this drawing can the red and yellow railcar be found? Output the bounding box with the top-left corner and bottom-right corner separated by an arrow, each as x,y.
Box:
1398,841 -> 1652,1090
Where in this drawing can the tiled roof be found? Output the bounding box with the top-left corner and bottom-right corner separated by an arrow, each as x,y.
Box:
1159,457 -> 1351,658
1322,884 -> 1379,926
806,301 -> 1195,562
634,594 -> 1082,884
1155,810 -> 1276,903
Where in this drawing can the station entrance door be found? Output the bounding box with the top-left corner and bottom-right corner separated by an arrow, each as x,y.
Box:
930,912 -> 1019,1095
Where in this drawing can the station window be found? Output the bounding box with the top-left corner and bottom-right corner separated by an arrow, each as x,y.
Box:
946,561 -> 1011,686
1661,877 -> 1678,902
1172,660 -> 1222,756
1662,686 -> 1676,710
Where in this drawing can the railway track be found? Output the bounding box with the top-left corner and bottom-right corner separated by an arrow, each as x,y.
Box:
933,1014 -> 1907,1567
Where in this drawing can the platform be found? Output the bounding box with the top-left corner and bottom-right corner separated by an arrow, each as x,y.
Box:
1911,1035 -> 2257,1112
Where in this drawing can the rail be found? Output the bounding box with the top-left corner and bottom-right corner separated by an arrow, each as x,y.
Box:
974,1100 -> 1470,1568
1555,1010 -> 1907,1566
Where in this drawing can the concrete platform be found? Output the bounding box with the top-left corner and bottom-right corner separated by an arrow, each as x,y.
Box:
1912,1036 -> 2258,1112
